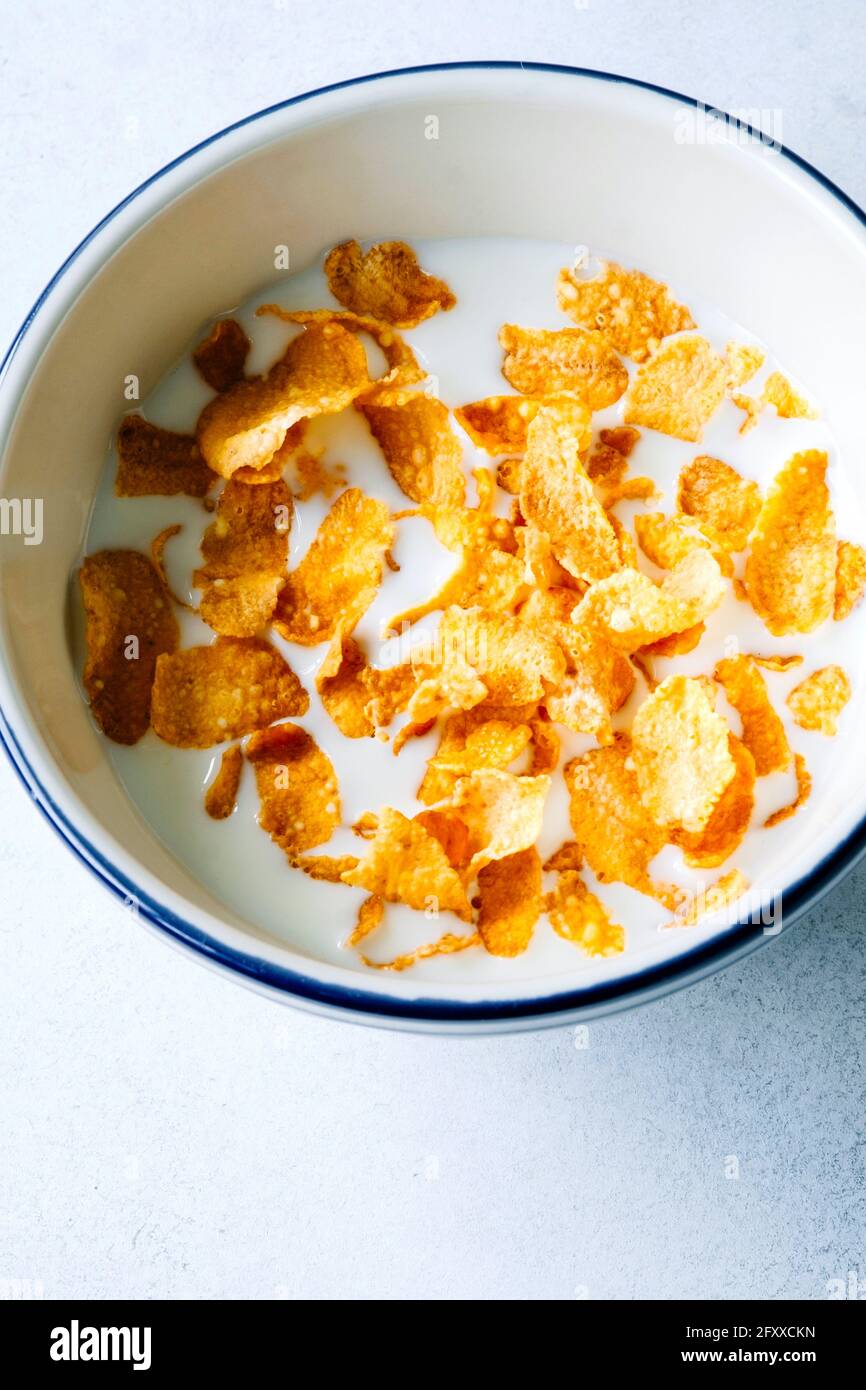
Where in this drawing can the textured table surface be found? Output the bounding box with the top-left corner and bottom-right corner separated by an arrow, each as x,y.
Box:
1,0 -> 864,1301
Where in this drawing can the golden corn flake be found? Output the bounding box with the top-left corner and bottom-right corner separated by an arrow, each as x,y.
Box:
546,870 -> 625,957
634,511 -> 732,576
476,847 -> 542,957
725,341 -> 765,390
193,317 -> 251,393
412,606 -> 566,718
342,807 -> 473,920
787,665 -> 851,736
640,622 -> 705,659
747,653 -> 803,672
324,239 -> 455,328
624,336 -> 727,442
673,734 -> 755,869
543,841 -> 583,872
359,390 -> 465,508
528,714 -> 561,774
573,549 -> 727,653
195,477 -> 292,636
834,540 -> 866,622
258,306 -> 425,394
733,371 -> 817,434
586,425 -> 640,484
563,736 -> 673,902
246,722 -> 340,856
764,753 -> 812,828
274,487 -> 392,645
151,636 -> 308,747
150,523 -> 192,610
80,549 -> 180,745
316,631 -> 414,738
418,708 -> 534,805
292,450 -> 346,501
631,674 -> 736,834
543,624 -> 635,744
499,323 -> 628,409
292,853 -> 360,883
346,893 -> 385,946
496,456 -> 524,493
360,929 -> 480,972
744,450 -> 835,636
668,869 -> 749,928
197,321 -> 370,479
116,414 -> 216,498
556,260 -> 695,362
454,396 -> 550,454
204,744 -> 243,820
599,476 -> 659,507
413,807 -> 472,872
450,768 -> 550,874
520,400 -> 620,583
713,655 -> 791,775
677,455 -> 761,552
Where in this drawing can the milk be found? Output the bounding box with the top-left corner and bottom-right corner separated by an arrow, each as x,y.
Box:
80,238 -> 866,980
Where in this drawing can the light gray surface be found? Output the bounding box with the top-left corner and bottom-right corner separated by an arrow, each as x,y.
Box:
1,0 -> 864,1301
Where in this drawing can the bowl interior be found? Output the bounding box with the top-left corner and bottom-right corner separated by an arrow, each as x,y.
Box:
2,67 -> 866,1020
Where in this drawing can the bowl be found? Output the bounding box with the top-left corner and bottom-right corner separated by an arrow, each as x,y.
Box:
2,62 -> 866,1034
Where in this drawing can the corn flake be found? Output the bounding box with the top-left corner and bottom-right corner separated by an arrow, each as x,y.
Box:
454,396 -> 550,454
744,450 -> 835,636
673,734 -> 755,868
564,736 -> 673,902
80,549 -> 180,745
733,371 -> 817,434
499,323 -> 628,409
411,605 -> 566,718
713,655 -> 791,775
634,511 -> 732,576
204,744 -> 243,820
834,540 -> 866,622
520,400 -> 620,582
476,847 -> 542,957
725,341 -> 765,390
116,415 -> 216,498
418,708 -> 534,805
556,260 -> 695,362
624,336 -> 727,442
193,318 -> 250,393
573,549 -> 727,653
631,674 -> 737,834
668,869 -> 749,928
197,321 -> 370,480
359,390 -> 465,507
787,665 -> 851,735
342,807 -> 473,920
317,631 -> 415,738
764,753 -> 812,828
151,636 -> 308,747
324,239 -> 455,327
246,722 -> 340,856
677,455 -> 761,552
274,487 -> 392,645
546,870 -> 625,956
195,477 -> 292,636
450,768 -> 550,873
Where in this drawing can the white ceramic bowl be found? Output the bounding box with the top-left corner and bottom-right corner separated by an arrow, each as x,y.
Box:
2,63 -> 866,1033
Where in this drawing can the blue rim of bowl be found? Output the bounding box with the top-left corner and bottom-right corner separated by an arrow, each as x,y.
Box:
2,61 -> 866,1027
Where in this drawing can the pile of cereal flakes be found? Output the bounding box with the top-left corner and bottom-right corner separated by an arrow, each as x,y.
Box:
80,241 -> 866,970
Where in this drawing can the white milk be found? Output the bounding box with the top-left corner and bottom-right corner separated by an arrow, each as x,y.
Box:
79,238 -> 866,979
